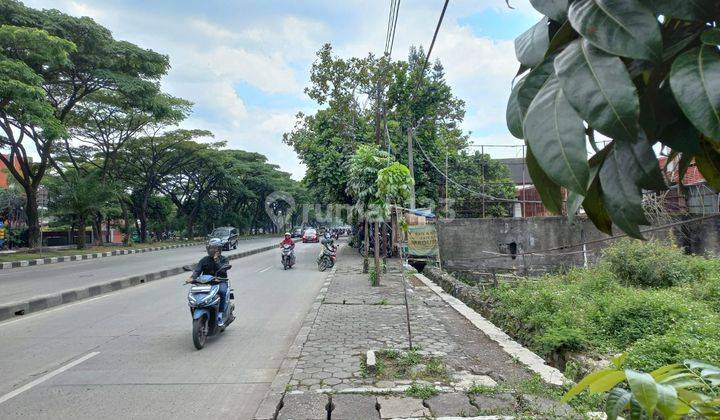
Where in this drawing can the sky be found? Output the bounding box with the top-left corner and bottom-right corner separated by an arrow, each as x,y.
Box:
24,0 -> 542,180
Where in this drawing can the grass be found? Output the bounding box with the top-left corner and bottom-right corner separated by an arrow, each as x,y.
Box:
363,349 -> 450,383
466,374 -> 605,414
405,383 -> 438,399
477,240 -> 720,372
0,241 -> 195,263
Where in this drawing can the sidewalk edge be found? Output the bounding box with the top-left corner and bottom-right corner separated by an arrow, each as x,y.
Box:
0,242 -> 204,270
414,273 -> 568,386
253,261 -> 337,420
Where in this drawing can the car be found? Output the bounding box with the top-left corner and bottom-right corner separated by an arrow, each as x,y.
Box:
302,228 -> 319,243
208,226 -> 239,250
291,228 -> 303,238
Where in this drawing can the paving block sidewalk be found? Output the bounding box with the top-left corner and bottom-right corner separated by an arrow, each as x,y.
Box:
274,247 -> 577,418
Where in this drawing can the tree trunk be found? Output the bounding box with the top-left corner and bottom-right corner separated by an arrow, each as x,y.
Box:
76,217 -> 87,250
106,215 -> 111,243
138,210 -> 147,243
24,187 -> 41,249
363,218 -> 369,273
374,221 -> 381,285
382,221 -> 388,271
92,213 -> 104,246
121,202 -> 131,246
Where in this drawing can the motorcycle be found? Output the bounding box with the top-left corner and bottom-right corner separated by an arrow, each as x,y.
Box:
184,264 -> 235,350
317,245 -> 337,272
281,244 -> 295,270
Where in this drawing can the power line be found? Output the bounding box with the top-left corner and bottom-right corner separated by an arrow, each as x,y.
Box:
410,0 -> 450,100
412,134 -> 538,204
384,0 -> 397,54
388,0 -> 401,56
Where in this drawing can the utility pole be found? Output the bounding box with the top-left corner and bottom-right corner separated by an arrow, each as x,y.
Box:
408,126 -> 416,209
445,148 -> 449,217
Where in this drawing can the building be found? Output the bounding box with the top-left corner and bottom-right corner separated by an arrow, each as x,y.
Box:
0,154 -> 22,188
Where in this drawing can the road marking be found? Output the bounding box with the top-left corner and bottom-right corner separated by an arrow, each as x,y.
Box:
0,352 -> 100,405
258,266 -> 272,273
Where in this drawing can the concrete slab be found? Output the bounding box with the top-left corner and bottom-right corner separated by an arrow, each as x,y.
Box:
377,396 -> 430,419
330,394 -> 379,419
277,393 -> 329,419
471,393 -> 517,414
520,394 -> 576,417
426,392 -> 478,417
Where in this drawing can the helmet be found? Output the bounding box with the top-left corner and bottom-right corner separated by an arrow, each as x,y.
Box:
284,232 -> 291,237
207,237 -> 223,256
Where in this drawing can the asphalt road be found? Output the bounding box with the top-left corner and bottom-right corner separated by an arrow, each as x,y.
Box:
0,237 -> 283,306
0,241 -> 328,419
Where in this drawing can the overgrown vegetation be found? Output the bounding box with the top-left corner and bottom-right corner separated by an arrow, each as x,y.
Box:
362,349 -> 449,383
404,383 -> 438,399
480,241 -> 720,372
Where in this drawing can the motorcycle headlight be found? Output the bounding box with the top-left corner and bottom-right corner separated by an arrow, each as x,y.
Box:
202,285 -> 220,303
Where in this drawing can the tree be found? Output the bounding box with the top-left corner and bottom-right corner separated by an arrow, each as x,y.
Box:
347,144 -> 394,273
0,1 -> 171,247
48,171 -> 113,249
158,142 -> 225,237
117,129 -> 212,242
506,0 -> 720,238
0,24 -> 73,248
0,185 -> 24,227
376,162 -> 414,281
449,151 -> 516,218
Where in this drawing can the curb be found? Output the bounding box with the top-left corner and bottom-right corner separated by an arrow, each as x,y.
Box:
254,259 -> 338,420
413,273 -> 568,386
0,242 -> 203,270
0,242 -> 284,322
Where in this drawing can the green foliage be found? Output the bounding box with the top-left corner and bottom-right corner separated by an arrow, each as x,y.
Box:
481,241 -> 720,372
603,240 -> 707,288
405,383 -> 438,399
564,356 -> 720,418
508,0 -> 720,238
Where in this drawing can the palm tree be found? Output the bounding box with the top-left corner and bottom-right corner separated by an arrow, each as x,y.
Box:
347,144 -> 394,276
49,172 -> 114,249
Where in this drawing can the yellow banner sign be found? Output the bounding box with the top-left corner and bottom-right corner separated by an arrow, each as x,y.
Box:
407,224 -> 438,257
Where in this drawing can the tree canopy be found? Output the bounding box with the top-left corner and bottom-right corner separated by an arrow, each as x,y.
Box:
507,0 -> 720,238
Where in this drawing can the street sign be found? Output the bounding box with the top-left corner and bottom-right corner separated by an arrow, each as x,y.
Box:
407,224 -> 438,257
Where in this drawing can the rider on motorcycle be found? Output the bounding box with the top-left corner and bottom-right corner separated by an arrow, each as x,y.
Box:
186,238 -> 230,326
321,231 -> 336,251
280,232 -> 295,249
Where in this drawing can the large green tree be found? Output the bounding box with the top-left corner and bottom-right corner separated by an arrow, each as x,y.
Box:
0,0 -> 170,247
507,0 -> 720,238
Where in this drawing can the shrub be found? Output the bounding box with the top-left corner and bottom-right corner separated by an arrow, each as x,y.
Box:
602,240 -> 699,288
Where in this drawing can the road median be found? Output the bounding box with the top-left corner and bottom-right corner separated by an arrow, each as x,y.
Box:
0,241 -> 287,322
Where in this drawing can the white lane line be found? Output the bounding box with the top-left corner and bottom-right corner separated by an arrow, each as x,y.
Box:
0,352 -> 100,404
258,266 -> 273,273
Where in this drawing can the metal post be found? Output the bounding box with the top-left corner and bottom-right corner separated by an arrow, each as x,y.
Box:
521,144 -> 527,217
481,145 -> 486,218
444,148 -> 449,217
408,127 -> 416,209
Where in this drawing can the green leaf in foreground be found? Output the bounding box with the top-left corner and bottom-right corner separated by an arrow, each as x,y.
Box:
670,45 -> 720,140
625,369 -> 658,415
515,17 -> 550,68
599,146 -> 649,239
529,0 -> 569,22
568,0 -> 662,62
525,146 -> 563,215
555,39 -> 639,142
524,74 -> 589,194
506,76 -> 526,139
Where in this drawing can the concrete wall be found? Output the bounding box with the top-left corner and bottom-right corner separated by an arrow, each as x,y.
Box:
437,216 -> 720,276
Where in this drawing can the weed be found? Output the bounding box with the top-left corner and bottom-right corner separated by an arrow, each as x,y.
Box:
405,383 -> 438,399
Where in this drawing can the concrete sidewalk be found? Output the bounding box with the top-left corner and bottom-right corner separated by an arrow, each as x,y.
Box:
259,247 -> 577,419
